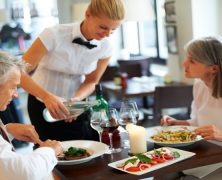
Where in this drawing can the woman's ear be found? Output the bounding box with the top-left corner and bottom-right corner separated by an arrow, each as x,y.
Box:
211,65 -> 219,74
85,9 -> 90,19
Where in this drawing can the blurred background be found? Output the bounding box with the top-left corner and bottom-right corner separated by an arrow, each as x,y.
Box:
0,0 -> 221,150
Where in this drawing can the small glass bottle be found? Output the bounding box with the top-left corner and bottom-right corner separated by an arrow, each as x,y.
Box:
121,72 -> 128,89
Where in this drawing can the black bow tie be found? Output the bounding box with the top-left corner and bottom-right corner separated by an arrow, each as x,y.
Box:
72,37 -> 97,49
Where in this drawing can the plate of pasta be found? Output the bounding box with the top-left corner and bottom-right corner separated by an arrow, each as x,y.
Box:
147,126 -> 203,147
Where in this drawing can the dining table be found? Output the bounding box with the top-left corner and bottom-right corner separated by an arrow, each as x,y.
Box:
53,129 -> 222,180
101,76 -> 188,108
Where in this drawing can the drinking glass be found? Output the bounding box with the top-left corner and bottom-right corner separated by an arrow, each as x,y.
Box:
100,108 -> 121,154
119,103 -> 137,149
119,100 -> 138,126
129,101 -> 140,121
90,111 -> 103,142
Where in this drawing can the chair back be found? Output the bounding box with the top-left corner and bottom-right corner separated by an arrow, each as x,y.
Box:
119,63 -> 142,78
153,85 -> 193,122
100,66 -> 119,82
118,57 -> 153,76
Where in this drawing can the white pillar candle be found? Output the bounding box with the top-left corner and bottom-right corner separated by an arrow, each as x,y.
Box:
126,124 -> 147,154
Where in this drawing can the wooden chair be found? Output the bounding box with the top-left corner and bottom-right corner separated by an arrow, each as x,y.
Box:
119,63 -> 142,78
153,85 -> 193,123
118,57 -> 153,77
100,66 -> 119,82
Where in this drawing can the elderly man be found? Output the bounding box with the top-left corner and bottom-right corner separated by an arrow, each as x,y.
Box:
0,51 -> 63,180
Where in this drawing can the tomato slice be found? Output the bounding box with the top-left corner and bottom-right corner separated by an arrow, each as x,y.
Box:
152,156 -> 157,160
163,154 -> 173,160
149,160 -> 158,165
139,164 -> 151,170
126,167 -> 140,172
155,158 -> 166,163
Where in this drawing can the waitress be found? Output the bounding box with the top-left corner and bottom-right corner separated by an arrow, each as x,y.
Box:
20,0 -> 125,141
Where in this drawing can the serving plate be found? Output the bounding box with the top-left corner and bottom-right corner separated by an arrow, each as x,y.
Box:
108,147 -> 195,175
58,140 -> 109,165
147,126 -> 203,147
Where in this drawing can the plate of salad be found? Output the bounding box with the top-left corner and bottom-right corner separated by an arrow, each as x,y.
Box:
58,140 -> 109,165
108,147 -> 195,175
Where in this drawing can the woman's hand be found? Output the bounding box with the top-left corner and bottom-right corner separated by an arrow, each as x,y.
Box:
43,94 -> 70,120
40,139 -> 63,156
160,115 -> 177,126
6,123 -> 42,145
194,125 -> 222,141
160,115 -> 190,126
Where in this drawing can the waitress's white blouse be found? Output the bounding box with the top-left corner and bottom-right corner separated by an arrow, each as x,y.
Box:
32,22 -> 113,99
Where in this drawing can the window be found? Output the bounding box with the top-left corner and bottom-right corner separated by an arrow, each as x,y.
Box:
122,0 -> 167,61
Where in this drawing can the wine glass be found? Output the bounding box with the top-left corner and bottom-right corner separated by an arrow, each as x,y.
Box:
119,102 -> 137,149
119,108 -> 136,127
90,111 -> 103,142
129,101 -> 140,121
119,100 -> 138,125
100,108 -> 121,154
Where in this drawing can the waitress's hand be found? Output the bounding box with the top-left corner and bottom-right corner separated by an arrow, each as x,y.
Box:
63,97 -> 80,123
70,96 -> 81,102
64,117 -> 77,123
194,125 -> 222,141
44,94 -> 70,120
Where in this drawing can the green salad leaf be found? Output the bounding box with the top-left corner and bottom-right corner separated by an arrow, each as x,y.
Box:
136,154 -> 152,163
154,149 -> 161,157
172,151 -> 180,158
124,158 -> 138,165
64,147 -> 87,157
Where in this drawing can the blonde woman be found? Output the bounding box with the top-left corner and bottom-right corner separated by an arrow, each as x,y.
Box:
20,0 -> 125,141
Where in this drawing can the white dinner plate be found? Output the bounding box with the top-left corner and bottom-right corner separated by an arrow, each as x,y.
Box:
147,126 -> 203,147
58,140 -> 109,165
108,147 -> 195,175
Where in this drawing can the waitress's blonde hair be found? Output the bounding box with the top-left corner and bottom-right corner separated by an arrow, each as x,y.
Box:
185,36 -> 222,98
88,0 -> 125,20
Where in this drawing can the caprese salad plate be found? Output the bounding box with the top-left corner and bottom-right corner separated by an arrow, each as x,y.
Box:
108,147 -> 195,175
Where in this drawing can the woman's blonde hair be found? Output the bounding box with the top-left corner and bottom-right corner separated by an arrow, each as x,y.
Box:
185,36 -> 222,98
88,0 -> 125,20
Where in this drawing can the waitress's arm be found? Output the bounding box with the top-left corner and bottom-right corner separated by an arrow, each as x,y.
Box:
73,57 -> 110,100
22,38 -> 47,71
20,38 -> 69,119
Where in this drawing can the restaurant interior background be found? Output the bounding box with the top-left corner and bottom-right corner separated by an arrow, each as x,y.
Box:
0,0 -> 221,81
0,0 -> 221,150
